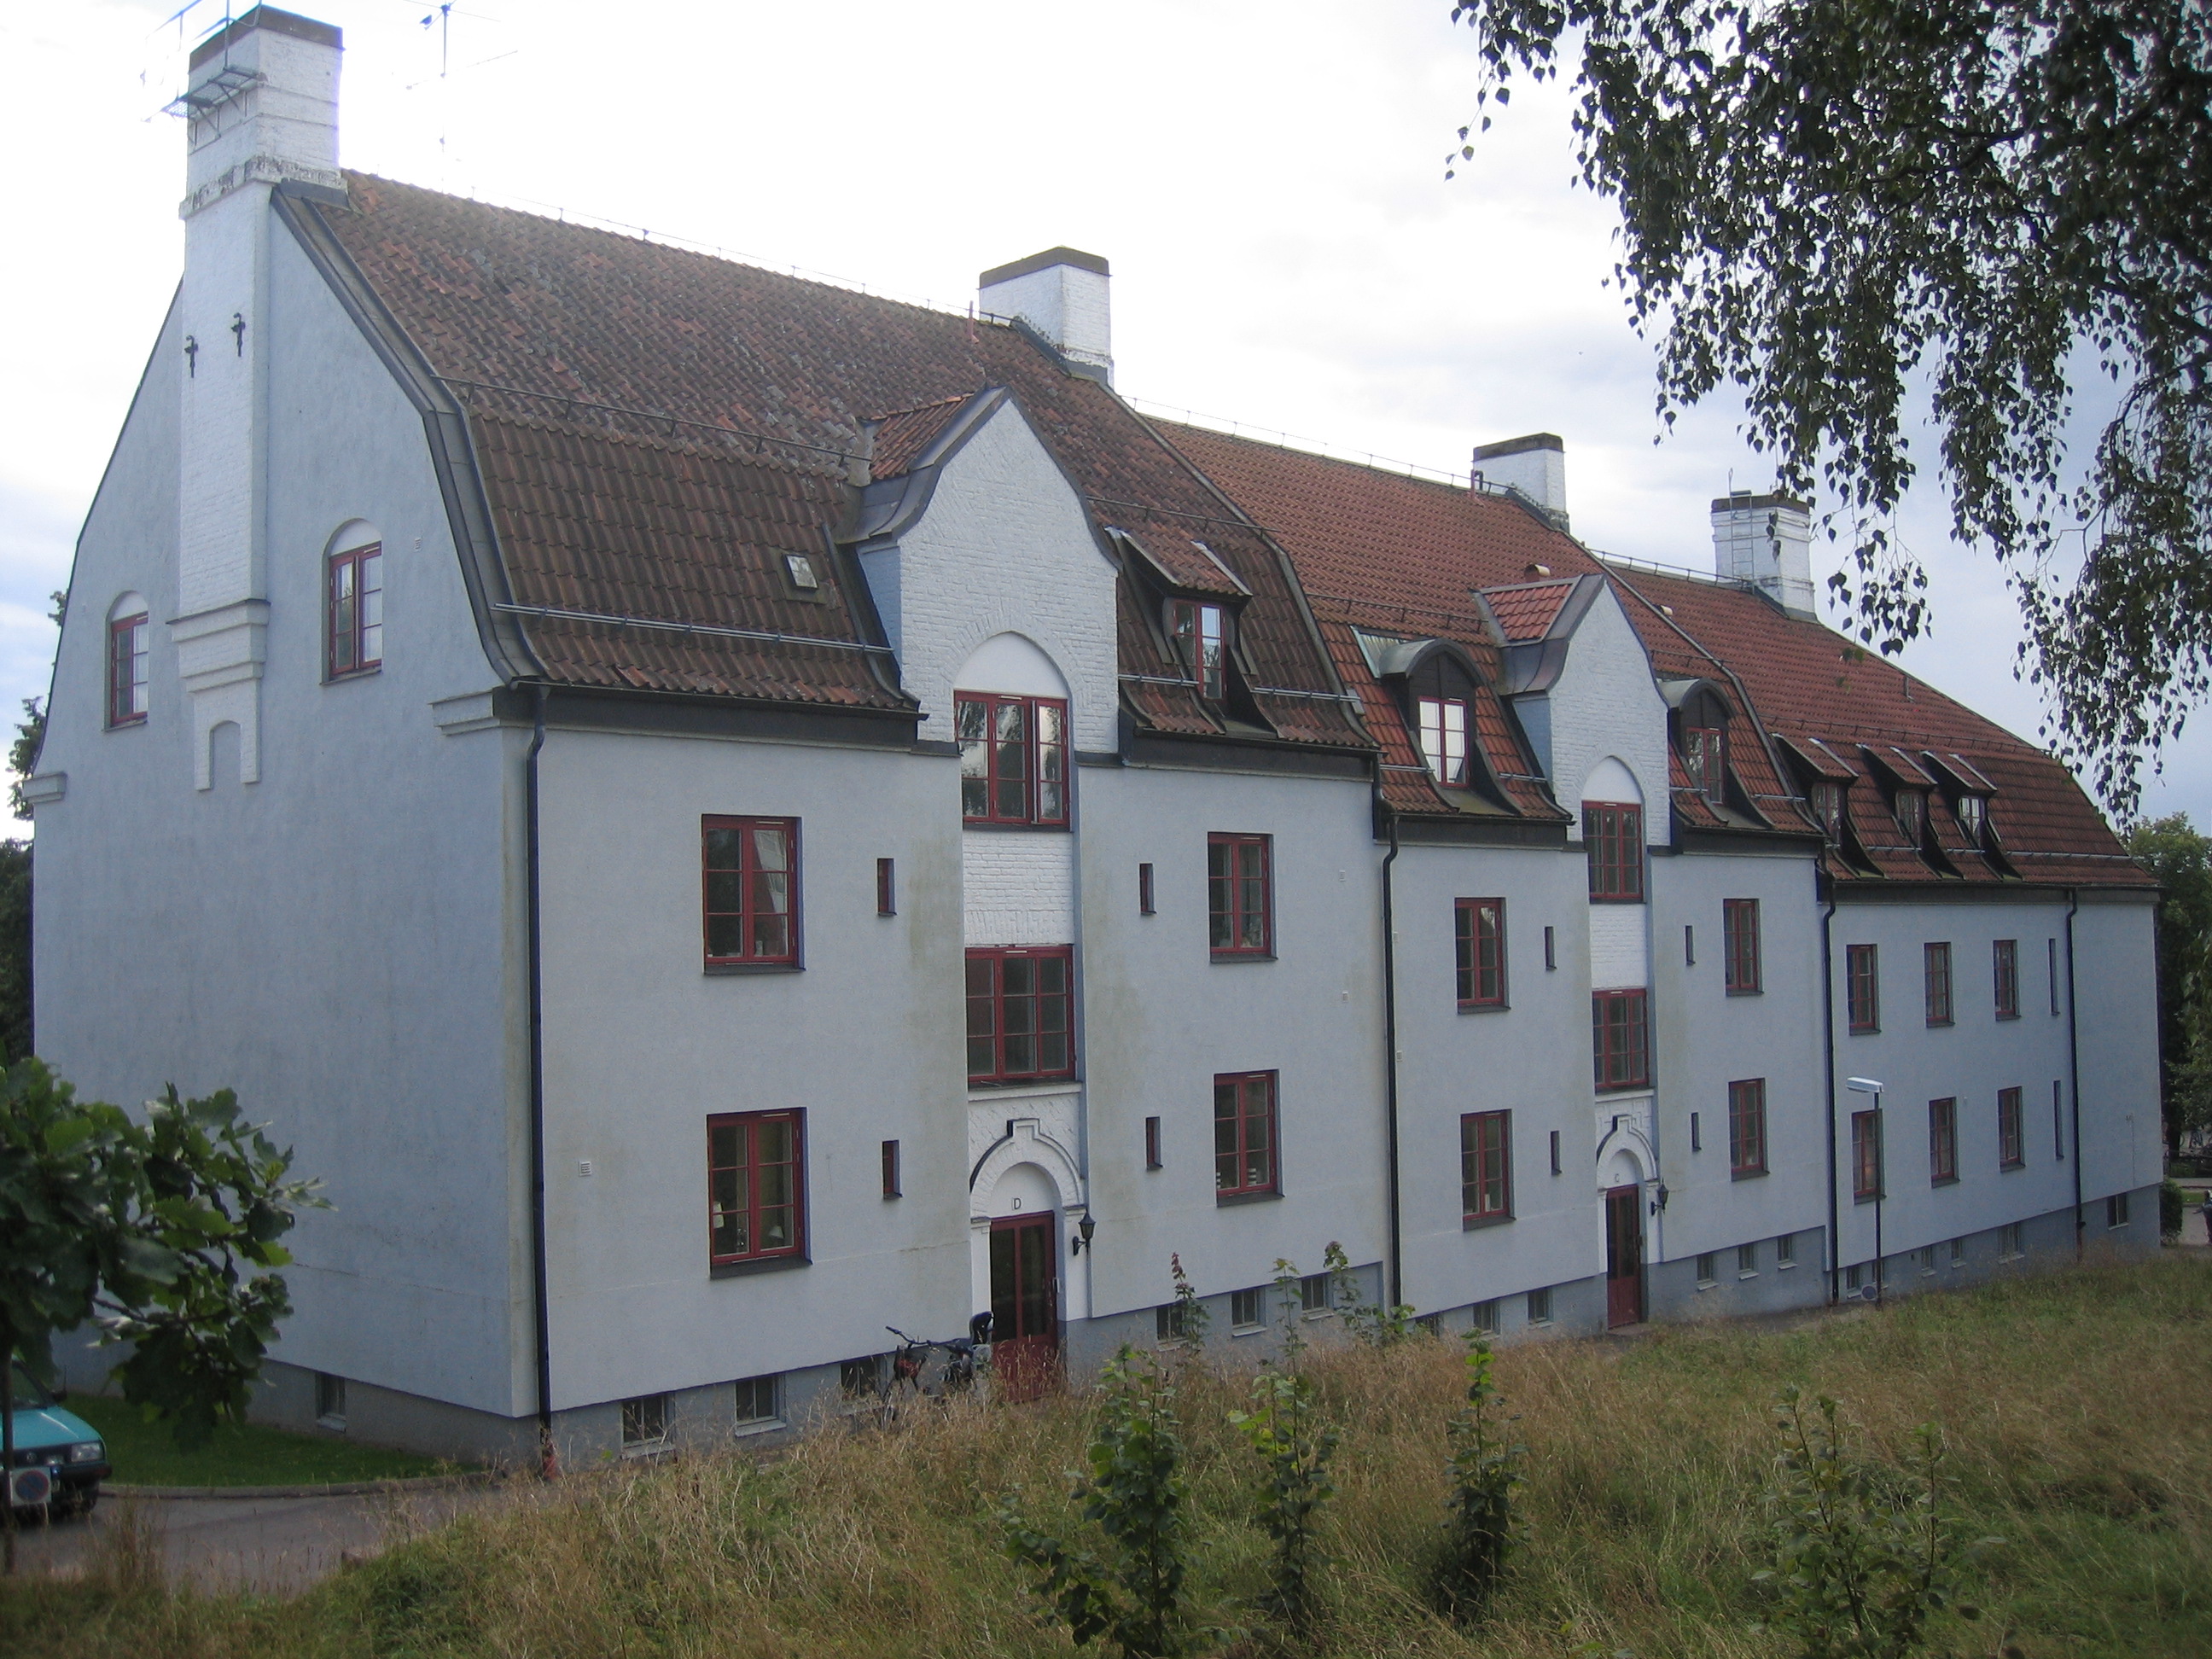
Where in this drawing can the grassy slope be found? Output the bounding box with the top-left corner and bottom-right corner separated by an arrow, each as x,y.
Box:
6,1255 -> 2209,1658
63,1396 -> 461,1487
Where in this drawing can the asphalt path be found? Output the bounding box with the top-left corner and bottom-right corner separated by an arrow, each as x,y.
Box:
7,1481 -> 515,1592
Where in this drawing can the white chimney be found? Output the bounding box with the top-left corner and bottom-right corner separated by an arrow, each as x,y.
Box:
1711,490 -> 1817,619
979,249 -> 1112,384
173,7 -> 344,789
1472,433 -> 1567,529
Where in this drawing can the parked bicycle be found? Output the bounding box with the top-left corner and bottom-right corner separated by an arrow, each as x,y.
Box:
876,1314 -> 993,1419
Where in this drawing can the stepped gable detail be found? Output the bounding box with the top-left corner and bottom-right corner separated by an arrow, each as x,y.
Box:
305,174 -> 1365,750
1604,565 -> 2148,888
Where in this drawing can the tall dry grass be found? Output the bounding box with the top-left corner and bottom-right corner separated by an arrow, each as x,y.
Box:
6,1254 -> 2210,1658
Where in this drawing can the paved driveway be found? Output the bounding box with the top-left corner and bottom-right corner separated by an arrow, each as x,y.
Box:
7,1481 -> 515,1592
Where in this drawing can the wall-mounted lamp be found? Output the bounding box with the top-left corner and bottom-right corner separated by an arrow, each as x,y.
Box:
1070,1213 -> 1098,1255
1651,1181 -> 1670,1214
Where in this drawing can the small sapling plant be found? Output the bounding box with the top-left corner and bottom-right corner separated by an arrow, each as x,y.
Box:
1751,1385 -> 1995,1659
1162,1252 -> 1210,1360
1323,1240 -> 1418,1348
1001,1345 -> 1196,1658
1228,1295 -> 1340,1639
1430,1332 -> 1526,1624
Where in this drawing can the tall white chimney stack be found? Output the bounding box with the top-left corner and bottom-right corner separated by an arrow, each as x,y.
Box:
979,249 -> 1112,384
173,8 -> 343,789
1711,490 -> 1818,619
1472,433 -> 1568,531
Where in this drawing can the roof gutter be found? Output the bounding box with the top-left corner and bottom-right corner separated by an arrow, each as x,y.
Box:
1380,813 -> 1405,1312
2066,888 -> 2084,1255
526,684 -> 556,1476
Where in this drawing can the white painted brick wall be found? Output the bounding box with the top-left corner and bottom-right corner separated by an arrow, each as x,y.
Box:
1545,585 -> 1673,846
964,832 -> 1075,946
1588,903 -> 1650,990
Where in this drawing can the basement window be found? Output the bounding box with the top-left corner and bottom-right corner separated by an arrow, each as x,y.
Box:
620,1393 -> 669,1451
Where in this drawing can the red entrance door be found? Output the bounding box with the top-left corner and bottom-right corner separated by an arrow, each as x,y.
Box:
1605,1184 -> 1645,1327
990,1213 -> 1061,1401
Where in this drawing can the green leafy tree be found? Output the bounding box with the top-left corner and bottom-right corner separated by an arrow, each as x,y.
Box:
1000,1345 -> 1196,1657
1229,1360 -> 1340,1636
1447,0 -> 2212,814
0,1061 -> 321,1568
2127,813 -> 2212,1154
0,692 -> 45,1064
1430,1334 -> 1525,1624
1751,1387 -> 1994,1658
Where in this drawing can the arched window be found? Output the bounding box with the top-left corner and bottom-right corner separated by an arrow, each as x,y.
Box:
325,525 -> 384,678
107,592 -> 149,728
1679,690 -> 1728,800
1397,645 -> 1486,790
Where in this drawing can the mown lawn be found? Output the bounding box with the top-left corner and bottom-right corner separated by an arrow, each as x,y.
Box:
6,1254 -> 2209,1657
64,1395 -> 467,1488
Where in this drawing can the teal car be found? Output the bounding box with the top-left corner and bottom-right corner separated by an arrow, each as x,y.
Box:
7,1365 -> 108,1517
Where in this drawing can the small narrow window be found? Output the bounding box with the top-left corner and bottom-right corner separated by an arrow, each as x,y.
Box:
733,1375 -> 781,1425
1583,803 -> 1644,901
1924,941 -> 1953,1026
1948,1236 -> 1965,1265
1214,1071 -> 1278,1198
1138,862 -> 1155,916
1690,1110 -> 1702,1153
2052,1080 -> 2065,1160
957,693 -> 1068,827
1776,1232 -> 1796,1266
1997,1086 -> 2024,1168
1298,1272 -> 1330,1314
1549,1129 -> 1562,1176
1526,1286 -> 1552,1324
1460,1109 -> 1512,1223
1999,1221 -> 2023,1259
621,1394 -> 669,1448
2047,939 -> 2060,1015
1993,939 -> 2020,1020
1810,780 -> 1845,842
1728,1079 -> 1767,1178
881,1138 -> 900,1199
966,946 -> 1076,1085
107,610 -> 150,727
326,540 -> 384,678
1956,793 -> 1987,839
876,858 -> 896,917
1683,711 -> 1726,800
2108,1191 -> 2130,1228
1230,1288 -> 1264,1330
708,1110 -> 806,1266
1169,600 -> 1227,701
1417,696 -> 1469,784
1695,1253 -> 1717,1287
1894,789 -> 1926,844
1929,1098 -> 1958,1184
1470,1298 -> 1500,1335
1208,834 -> 1272,958
1738,1243 -> 1758,1276
1684,924 -> 1696,967
1851,1109 -> 1883,1201
702,817 -> 800,968
314,1372 -> 346,1429
1723,899 -> 1761,993
1592,988 -> 1651,1090
1543,925 -> 1556,970
1455,898 -> 1506,1007
1845,1262 -> 1863,1292
1144,1115 -> 1163,1170
1845,943 -> 1880,1033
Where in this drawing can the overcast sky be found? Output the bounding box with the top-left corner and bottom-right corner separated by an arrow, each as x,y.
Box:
7,0 -> 2203,826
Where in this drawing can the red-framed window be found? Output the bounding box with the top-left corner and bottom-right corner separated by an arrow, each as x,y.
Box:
1683,718 -> 1726,800
956,693 -> 1068,827
1997,1086 -> 2024,1168
966,946 -> 1074,1084
1723,899 -> 1761,994
1924,941 -> 1953,1027
1845,943 -> 1880,1033
1460,1109 -> 1512,1222
707,1109 -> 805,1266
1929,1097 -> 1959,1185
1893,788 -> 1926,844
1214,1071 -> 1277,1197
1455,898 -> 1505,1007
1993,939 -> 2020,1020
107,613 -> 149,727
702,817 -> 800,967
1851,1109 -> 1883,1201
1592,988 -> 1650,1091
1417,696 -> 1469,785
1208,834 -> 1272,958
1810,780 -> 1845,843
1169,600 -> 1227,701
327,541 -> 384,678
1728,1079 -> 1767,1177
1584,803 -> 1644,901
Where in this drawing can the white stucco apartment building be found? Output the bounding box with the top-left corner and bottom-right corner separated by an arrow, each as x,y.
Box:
32,9 -> 2160,1460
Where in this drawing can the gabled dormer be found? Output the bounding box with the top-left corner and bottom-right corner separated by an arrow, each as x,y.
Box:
1656,677 -> 1772,829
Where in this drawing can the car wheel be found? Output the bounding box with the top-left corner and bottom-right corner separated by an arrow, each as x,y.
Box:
51,1489 -> 98,1522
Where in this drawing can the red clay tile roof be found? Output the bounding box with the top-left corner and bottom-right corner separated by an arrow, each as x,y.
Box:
310,175 -> 1364,748
1603,565 -> 2146,888
1481,579 -> 1577,643
867,396 -> 971,481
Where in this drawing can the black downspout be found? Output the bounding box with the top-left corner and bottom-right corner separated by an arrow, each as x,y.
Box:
1380,816 -> 1404,1313
526,684 -> 556,1475
1819,880 -> 1841,1306
2065,888 -> 2084,1255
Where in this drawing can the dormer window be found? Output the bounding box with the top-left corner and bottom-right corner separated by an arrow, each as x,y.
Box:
1810,781 -> 1845,842
1956,794 -> 1987,839
1894,789 -> 1926,844
1417,696 -> 1469,785
1169,601 -> 1226,701
1674,687 -> 1729,801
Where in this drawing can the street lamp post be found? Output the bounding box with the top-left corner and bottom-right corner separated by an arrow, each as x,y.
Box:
1847,1077 -> 1887,1304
